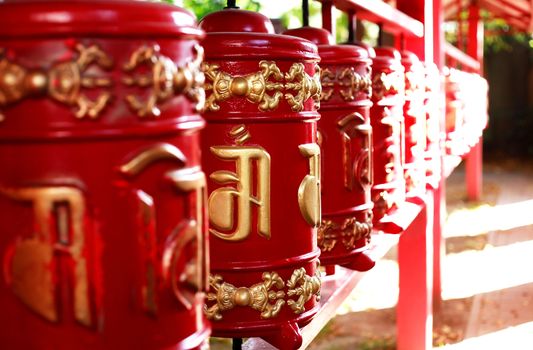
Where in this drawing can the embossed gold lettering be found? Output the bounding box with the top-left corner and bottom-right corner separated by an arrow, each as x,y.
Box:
1,186 -> 92,326
298,143 -> 321,227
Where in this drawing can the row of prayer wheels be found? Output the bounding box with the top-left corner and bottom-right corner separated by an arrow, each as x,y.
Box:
445,67 -> 489,156
0,1 -> 451,349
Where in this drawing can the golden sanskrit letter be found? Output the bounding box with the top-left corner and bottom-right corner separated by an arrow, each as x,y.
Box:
338,112 -> 373,192
298,143 -> 321,227
120,143 -> 207,312
208,144 -> 271,241
1,186 -> 93,326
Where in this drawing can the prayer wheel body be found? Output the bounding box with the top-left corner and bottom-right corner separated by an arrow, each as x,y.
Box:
283,27 -> 374,272
0,1 -> 209,349
401,51 -> 426,196
200,10 -> 322,350
370,47 -> 406,223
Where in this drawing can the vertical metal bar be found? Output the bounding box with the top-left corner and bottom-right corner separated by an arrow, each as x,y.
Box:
456,0 -> 463,51
225,0 -> 238,9
321,0 -> 335,38
465,2 -> 483,202
347,11 -> 357,43
377,23 -> 384,46
302,0 -> 309,27
233,338 -> 243,350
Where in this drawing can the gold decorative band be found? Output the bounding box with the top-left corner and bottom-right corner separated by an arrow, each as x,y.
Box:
0,43 -> 205,121
203,61 -> 321,112
123,44 -> 205,117
372,71 -> 405,100
318,216 -> 372,252
321,67 -> 372,102
204,267 -> 321,321
0,44 -> 113,120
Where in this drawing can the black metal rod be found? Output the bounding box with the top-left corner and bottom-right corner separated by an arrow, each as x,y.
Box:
377,23 -> 384,46
347,10 -> 356,43
232,338 -> 243,350
225,0 -> 238,9
302,0 -> 309,27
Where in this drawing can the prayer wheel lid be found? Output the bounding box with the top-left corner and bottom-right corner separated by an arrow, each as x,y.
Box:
199,8 -> 275,34
283,27 -> 369,64
0,0 -> 202,38
283,27 -> 334,45
375,47 -> 402,60
200,9 -> 319,61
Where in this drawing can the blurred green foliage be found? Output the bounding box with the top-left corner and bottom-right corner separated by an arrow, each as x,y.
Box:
445,10 -> 532,53
163,0 -> 260,21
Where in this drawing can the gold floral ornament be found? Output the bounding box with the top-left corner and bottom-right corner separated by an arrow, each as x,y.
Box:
0,44 -> 113,120
372,70 -> 405,100
123,44 -> 205,117
318,217 -> 372,252
205,272 -> 286,321
320,68 -> 335,101
319,67 -> 371,102
285,63 -> 321,112
203,61 -> 284,112
286,268 -> 321,314
338,67 -> 372,101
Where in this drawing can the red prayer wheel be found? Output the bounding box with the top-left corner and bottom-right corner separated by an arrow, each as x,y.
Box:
401,51 -> 426,196
444,67 -> 467,155
0,1 -> 209,349
200,9 -> 322,349
370,47 -> 406,223
283,27 -> 374,272
423,63 -> 442,188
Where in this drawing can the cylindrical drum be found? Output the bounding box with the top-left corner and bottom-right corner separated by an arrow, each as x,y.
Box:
444,67 -> 467,155
200,10 -> 322,350
424,63 -> 442,188
370,47 -> 406,224
401,51 -> 426,196
0,2 -> 209,349
283,27 -> 374,272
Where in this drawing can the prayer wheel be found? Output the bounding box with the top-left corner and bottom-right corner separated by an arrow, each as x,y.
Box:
200,9 -> 322,350
370,47 -> 406,223
0,1 -> 209,349
283,27 -> 374,272
401,51 -> 426,196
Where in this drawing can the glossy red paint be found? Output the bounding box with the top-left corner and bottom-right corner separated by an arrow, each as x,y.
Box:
200,10 -> 322,350
423,62 -> 442,190
401,51 -> 426,196
0,1 -> 209,349
283,27 -> 375,272
370,47 -> 406,225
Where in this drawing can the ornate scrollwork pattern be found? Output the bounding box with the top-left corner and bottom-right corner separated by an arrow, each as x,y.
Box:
286,268 -> 321,314
0,44 -> 113,120
372,70 -> 405,100
373,190 -> 394,217
319,66 -> 371,102
318,216 -> 373,252
203,61 -> 284,112
203,61 -> 321,112
285,63 -> 321,112
205,268 -> 321,320
123,44 -> 205,117
205,272 -> 286,321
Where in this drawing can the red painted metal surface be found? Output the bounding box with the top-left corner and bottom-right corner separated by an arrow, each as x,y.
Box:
200,9 -> 322,350
370,47 -> 406,227
0,1 -> 209,349
423,63 -> 442,190
283,27 -> 375,272
401,51 -> 426,197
